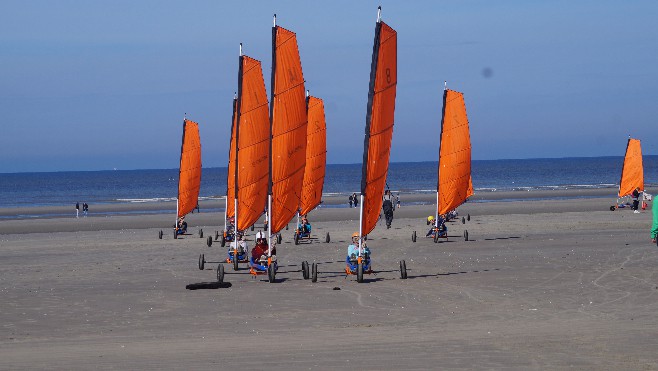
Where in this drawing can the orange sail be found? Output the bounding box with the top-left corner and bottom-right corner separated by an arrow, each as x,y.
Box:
177,119 -> 202,218
226,97 -> 237,219
618,138 -> 644,197
269,24 -> 307,234
300,95 -> 327,216
360,18 -> 397,237
437,89 -> 473,215
234,55 -> 270,231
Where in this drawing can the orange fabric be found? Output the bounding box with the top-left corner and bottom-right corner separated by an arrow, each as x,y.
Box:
437,89 -> 473,215
270,26 -> 307,233
300,96 -> 327,215
226,98 -> 237,218
177,119 -> 202,217
361,21 -> 397,236
618,138 -> 644,197
235,55 -> 270,231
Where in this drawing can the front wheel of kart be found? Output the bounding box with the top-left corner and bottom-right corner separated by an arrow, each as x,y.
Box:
217,264 -> 224,283
302,261 -> 309,279
206,236 -> 213,247
462,217 -> 465,224
158,230 -> 163,239
609,206 -> 616,211
311,263 -> 318,283
357,262 -> 364,283
277,234 -> 282,244
267,264 -> 276,283
294,233 -> 299,245
215,230 -> 219,241
174,230 -> 178,239
233,253 -> 239,271
199,229 -> 203,238
399,260 -> 407,279
464,230 -> 469,241
433,233 -> 439,243
412,231 -> 417,243
325,232 -> 330,243
220,235 -> 226,247
198,254 -> 205,270
467,214 -> 471,221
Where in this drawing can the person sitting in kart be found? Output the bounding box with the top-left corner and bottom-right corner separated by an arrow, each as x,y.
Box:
426,215 -> 447,237
228,231 -> 248,256
176,216 -> 188,234
297,216 -> 311,235
251,231 -> 276,264
347,232 -> 370,262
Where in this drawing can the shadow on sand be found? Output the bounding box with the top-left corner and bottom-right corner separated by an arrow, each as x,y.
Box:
186,281 -> 232,290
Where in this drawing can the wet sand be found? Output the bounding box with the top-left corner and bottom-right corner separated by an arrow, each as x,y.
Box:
1,190 -> 657,369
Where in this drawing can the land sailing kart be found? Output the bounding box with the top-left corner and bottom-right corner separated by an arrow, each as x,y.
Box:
345,249 -> 407,283
293,224 -> 331,245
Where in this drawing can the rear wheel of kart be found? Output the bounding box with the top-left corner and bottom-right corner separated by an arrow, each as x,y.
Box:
462,217 -> 465,224
215,230 -> 219,241
467,214 -> 471,221
357,263 -> 364,283
464,230 -> 469,241
267,264 -> 276,283
325,232 -> 330,243
216,264 -> 224,283
174,230 -> 178,239
294,233 -> 299,245
251,225 -> 254,231
277,234 -> 282,244
233,252 -> 239,271
311,263 -> 318,283
158,230 -> 163,239
199,229 -> 203,238
198,254 -> 205,270
399,260 -> 407,279
433,233 -> 439,243
609,206 -> 616,211
412,231 -> 417,243
206,236 -> 213,247
302,261 -> 309,279
220,235 -> 226,247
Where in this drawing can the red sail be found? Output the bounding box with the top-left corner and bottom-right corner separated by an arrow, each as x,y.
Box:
177,119 -> 202,218
618,138 -> 644,197
360,20 -> 397,237
437,89 -> 473,215
235,55 -> 270,231
270,25 -> 307,233
300,96 -> 327,216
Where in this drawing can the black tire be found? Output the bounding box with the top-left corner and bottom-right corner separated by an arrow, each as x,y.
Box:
199,229 -> 203,238
412,231 -> 417,243
286,224 -> 289,230
220,234 -> 226,247
464,230 -> 469,241
311,263 -> 318,283
433,232 -> 439,243
215,230 -> 219,241
294,233 -> 299,245
277,234 -> 282,244
399,260 -> 407,279
610,205 -> 616,211
174,230 -> 178,239
251,225 -> 254,231
216,264 -> 224,283
233,251 -> 239,271
198,254 -> 205,270
158,230 -> 163,239
267,264 -> 276,283
325,232 -> 330,243
467,214 -> 471,221
462,217 -> 465,224
206,236 -> 212,247
302,261 -> 309,279
357,262 -> 364,283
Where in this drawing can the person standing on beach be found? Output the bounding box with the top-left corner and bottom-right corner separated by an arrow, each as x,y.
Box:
353,193 -> 359,208
348,194 -> 353,208
651,200 -> 658,245
75,202 -> 79,218
382,190 -> 394,229
396,193 -> 400,209
83,202 -> 88,217
632,187 -> 641,213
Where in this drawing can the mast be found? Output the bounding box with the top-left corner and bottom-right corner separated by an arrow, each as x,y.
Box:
175,115 -> 186,230
234,44 -> 244,236
267,14 -> 277,257
225,92 -> 237,233
436,81 -> 447,224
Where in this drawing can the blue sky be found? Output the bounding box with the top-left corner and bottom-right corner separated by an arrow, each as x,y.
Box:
1,0 -> 656,172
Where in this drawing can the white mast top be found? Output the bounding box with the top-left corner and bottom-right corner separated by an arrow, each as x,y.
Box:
377,6 -> 382,23
273,14 -> 277,27
444,81 -> 447,91
239,43 -> 243,57
306,89 -> 309,98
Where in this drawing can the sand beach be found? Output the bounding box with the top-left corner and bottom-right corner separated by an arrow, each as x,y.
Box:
1,189 -> 657,369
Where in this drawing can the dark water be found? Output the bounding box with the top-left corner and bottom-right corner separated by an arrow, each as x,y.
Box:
0,156 -> 656,208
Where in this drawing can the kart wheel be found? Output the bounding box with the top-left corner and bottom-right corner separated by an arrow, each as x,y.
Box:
277,234 -> 282,244
433,233 -> 439,243
357,263 -> 364,283
206,236 -> 213,247
267,264 -> 276,283
199,229 -> 203,238
467,214 -> 471,221
215,230 -> 219,241
462,217 -> 465,224
294,234 -> 299,245
609,206 -> 616,211
412,231 -> 417,243
464,230 -> 469,241
302,261 -> 309,279
158,230 -> 163,239
220,235 -> 226,247
286,224 -> 289,230
399,260 -> 407,279
325,232 -> 330,243
174,230 -> 178,239
251,225 -> 254,231
311,263 -> 318,283
216,264 -> 224,283
233,253 -> 239,271
198,254 -> 205,270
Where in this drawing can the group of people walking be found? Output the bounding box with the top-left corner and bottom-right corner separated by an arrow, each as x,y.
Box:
75,202 -> 89,218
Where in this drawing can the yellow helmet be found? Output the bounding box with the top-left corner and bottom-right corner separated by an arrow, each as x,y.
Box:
427,215 -> 435,222
352,232 -> 359,239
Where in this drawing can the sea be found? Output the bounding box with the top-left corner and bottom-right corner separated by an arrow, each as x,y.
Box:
1,157 -> 656,213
